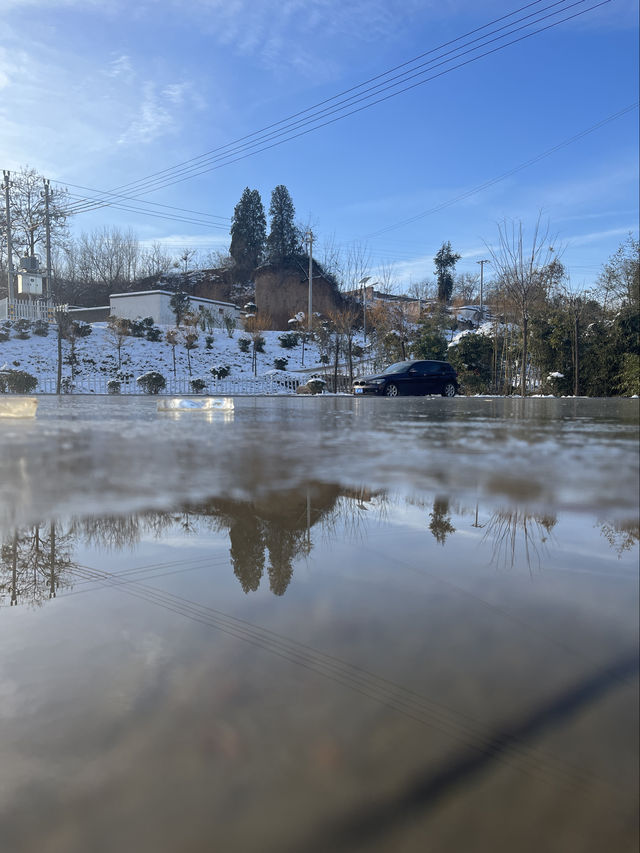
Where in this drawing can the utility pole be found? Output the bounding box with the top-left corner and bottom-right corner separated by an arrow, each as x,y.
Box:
306,229 -> 313,333
359,276 -> 371,345
43,178 -> 52,301
2,171 -> 14,302
477,259 -> 490,320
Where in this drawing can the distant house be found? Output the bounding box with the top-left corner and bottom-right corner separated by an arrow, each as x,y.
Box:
109,290 -> 242,325
343,285 -> 423,321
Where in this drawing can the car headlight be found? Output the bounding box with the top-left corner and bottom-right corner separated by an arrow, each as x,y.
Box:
369,378 -> 385,385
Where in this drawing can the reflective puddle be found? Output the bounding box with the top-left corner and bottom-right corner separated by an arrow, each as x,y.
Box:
0,397 -> 638,852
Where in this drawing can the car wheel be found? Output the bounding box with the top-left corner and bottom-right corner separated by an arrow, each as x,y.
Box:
442,382 -> 456,397
385,383 -> 399,397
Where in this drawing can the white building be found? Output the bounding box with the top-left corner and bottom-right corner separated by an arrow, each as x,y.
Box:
109,290 -> 242,325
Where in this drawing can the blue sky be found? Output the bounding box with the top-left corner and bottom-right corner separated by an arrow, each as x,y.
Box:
1,0 -> 638,291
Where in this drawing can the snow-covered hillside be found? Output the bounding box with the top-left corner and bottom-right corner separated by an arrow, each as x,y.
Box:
0,322 -> 326,391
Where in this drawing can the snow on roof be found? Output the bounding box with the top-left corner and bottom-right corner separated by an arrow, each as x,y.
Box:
110,290 -> 237,308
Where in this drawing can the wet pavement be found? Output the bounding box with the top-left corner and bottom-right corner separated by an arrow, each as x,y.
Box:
0,396 -> 638,852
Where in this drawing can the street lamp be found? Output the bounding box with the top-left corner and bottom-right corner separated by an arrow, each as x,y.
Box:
359,276 -> 371,344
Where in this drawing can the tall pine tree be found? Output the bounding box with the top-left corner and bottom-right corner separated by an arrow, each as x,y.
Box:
266,185 -> 302,263
229,187 -> 266,276
434,241 -> 461,304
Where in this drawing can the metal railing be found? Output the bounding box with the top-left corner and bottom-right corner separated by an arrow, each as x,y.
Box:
34,373 -> 302,395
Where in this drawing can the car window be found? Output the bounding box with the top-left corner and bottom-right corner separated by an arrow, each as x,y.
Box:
415,362 -> 441,375
382,361 -> 413,375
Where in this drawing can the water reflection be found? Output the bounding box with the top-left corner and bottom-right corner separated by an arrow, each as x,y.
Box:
482,508 -> 557,571
0,522 -> 75,605
1,485 -> 637,609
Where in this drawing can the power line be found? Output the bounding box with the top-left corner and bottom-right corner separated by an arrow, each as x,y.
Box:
359,102 -> 639,241
56,0 -> 609,215
61,182 -> 230,223
64,192 -> 230,230
60,0 -> 557,210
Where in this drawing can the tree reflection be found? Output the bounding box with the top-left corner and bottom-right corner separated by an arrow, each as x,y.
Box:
229,512 -> 265,593
482,508 -> 557,571
599,519 -> 640,557
429,498 -> 456,545
5,487 -> 632,608
0,522 -> 76,606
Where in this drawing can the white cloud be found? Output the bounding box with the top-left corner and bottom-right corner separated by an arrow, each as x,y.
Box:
108,54 -> 133,79
139,232 -> 229,251
118,82 -> 175,145
565,226 -> 639,248
173,0 -> 429,76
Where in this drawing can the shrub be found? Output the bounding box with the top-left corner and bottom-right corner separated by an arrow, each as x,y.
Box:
14,319 -> 32,339
61,377 -> 75,394
210,365 -> 231,381
222,315 -> 237,337
238,336 -> 251,353
253,334 -> 265,353
129,318 -> 147,338
76,321 -> 93,338
107,379 -> 121,395
205,335 -> 214,349
273,357 -> 288,371
190,378 -> 207,393
278,332 -> 299,349
33,320 -> 49,337
307,378 -> 326,395
145,326 -> 162,342
0,369 -> 38,393
137,371 -> 166,394
0,330 -> 9,343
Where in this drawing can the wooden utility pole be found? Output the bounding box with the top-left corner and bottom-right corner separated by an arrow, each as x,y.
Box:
306,229 -> 313,333
43,178 -> 52,301
3,171 -> 14,302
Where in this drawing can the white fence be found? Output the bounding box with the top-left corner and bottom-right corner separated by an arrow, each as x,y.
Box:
0,299 -> 66,322
35,374 -> 301,396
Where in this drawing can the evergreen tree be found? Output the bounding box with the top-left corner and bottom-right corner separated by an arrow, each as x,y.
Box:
229,187 -> 266,275
434,241 -> 461,304
266,185 -> 302,263
169,290 -> 191,326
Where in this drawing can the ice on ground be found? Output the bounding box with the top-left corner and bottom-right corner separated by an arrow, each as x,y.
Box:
0,397 -> 38,418
157,397 -> 234,411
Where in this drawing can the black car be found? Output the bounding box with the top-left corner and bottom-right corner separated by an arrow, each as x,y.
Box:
352,359 -> 459,397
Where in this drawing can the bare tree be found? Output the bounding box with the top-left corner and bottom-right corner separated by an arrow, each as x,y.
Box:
407,277 -> 437,305
1,166 -> 70,265
339,242 -> 371,293
165,328 -> 179,377
377,260 -> 397,295
318,233 -> 342,281
487,217 -> 557,395
139,242 -> 174,279
179,247 -> 198,274
596,233 -> 639,310
453,271 -> 480,304
181,311 -> 200,376
106,316 -> 130,369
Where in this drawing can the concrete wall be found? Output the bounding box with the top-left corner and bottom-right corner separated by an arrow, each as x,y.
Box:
109,290 -> 241,325
68,306 -> 110,322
